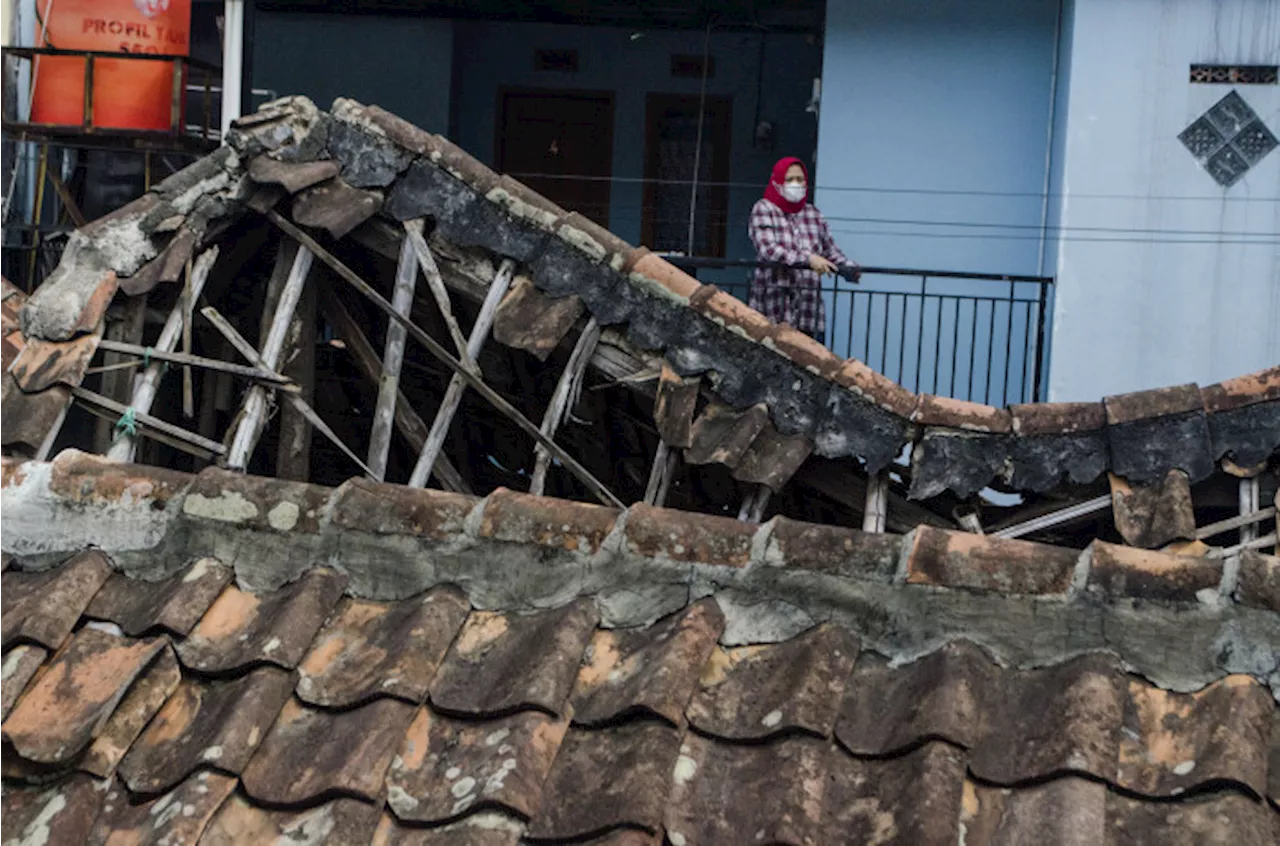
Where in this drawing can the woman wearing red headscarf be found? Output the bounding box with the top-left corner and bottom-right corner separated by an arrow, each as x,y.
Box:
748,157 -> 857,345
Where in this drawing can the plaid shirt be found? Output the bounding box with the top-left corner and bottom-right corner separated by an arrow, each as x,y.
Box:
747,198 -> 849,339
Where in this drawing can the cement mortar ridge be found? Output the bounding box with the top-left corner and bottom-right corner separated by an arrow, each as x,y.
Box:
3,453 -> 1277,701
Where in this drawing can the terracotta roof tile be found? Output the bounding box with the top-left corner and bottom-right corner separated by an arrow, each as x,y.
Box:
826,741 -> 967,846
429,600 -> 598,718
480,488 -> 619,554
684,401 -> 769,469
201,793 -> 382,846
48,448 -> 190,510
688,284 -> 774,343
831,358 -> 919,418
1200,365 -> 1280,413
913,394 -> 1012,433
569,599 -> 724,726
81,645 -> 181,779
731,420 -> 813,491
1105,383 -> 1205,425
767,324 -> 843,380
1116,675 -> 1272,798
241,696 -> 416,805
631,252 -> 701,301
765,516 -> 902,581
85,557 -> 233,637
1,644 -> 48,720
1269,709 -> 1279,806
654,363 -> 701,449
906,526 -> 1078,595
835,641 -> 998,756
183,467 -> 332,537
247,155 -> 341,194
2,550 -> 113,649
291,177 -> 383,239
122,227 -> 195,295
329,476 -> 476,539
91,769 -> 237,845
174,567 -> 347,673
1,377 -> 71,451
1087,541 -> 1222,602
491,275 -> 585,362
118,666 -> 294,794
1009,400 -> 1108,435
1108,402 -> 1216,484
623,502 -> 755,566
9,331 -> 102,393
1105,788 -> 1277,846
686,623 -> 859,741
0,773 -> 109,846
527,720 -> 682,841
386,706 -> 568,823
959,775 -> 1106,846
665,731 -> 827,846
296,588 -> 470,708
2,628 -> 165,766
1236,551 -> 1280,611
559,212 -> 631,268
969,652 -> 1126,785
1108,469 -> 1196,549
430,133 -> 502,194
364,104 -> 445,158
371,810 -> 524,846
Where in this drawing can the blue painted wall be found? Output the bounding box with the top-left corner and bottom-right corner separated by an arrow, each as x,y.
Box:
449,21 -> 823,287
252,11 -> 454,133
815,0 -> 1061,402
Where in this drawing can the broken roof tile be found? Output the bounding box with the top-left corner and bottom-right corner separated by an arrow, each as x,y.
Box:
1270,709 -> 1279,806
2,629 -> 165,766
1237,551 -> 1280,611
665,731 -> 827,846
832,357 -> 919,418
48,447 -> 191,509
386,706 -> 569,824
623,502 -> 755,566
527,719 -> 682,841
201,793 -> 381,846
85,557 -> 234,637
835,640 -> 998,756
1200,365 -> 1280,413
569,598 -> 724,726
2,644 -> 48,720
959,775 -> 1106,846
492,275 -> 584,362
2,549 -> 113,650
1105,383 -> 1204,425
296,587 -> 470,708
686,623 -> 859,741
766,516 -> 902,582
91,769 -> 237,846
182,466 -> 331,536
363,104 -> 443,157
242,696 -> 416,805
1087,541 -> 1221,603
0,376 -> 71,451
292,177 -> 383,239
654,363 -> 700,449
248,155 -> 341,194
684,401 -> 769,469
371,810 -> 524,846
329,476 -> 477,539
825,741 -> 967,846
0,773 -> 110,846
118,665 -> 294,794
174,567 -> 347,673
120,228 -> 195,295
429,599 -> 598,718
969,652 -> 1126,785
1105,788 -> 1276,846
769,324 -> 843,379
1010,400 -> 1108,435
688,284 -> 774,344
913,394 -> 1012,433
631,252 -> 701,301
732,421 -> 814,491
906,526 -> 1078,595
1116,675 -> 1272,798
1108,470 -> 1196,549
480,488 -> 619,555
81,645 -> 181,779
9,331 -> 102,393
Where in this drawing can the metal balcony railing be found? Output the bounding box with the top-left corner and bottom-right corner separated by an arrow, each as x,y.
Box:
666,256 -> 1054,405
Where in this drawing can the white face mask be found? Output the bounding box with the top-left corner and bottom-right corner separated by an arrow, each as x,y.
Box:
780,182 -> 807,203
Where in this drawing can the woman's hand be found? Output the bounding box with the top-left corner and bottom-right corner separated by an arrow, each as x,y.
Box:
808,253 -> 838,275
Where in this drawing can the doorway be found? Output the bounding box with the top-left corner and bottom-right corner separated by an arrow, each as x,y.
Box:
642,93 -> 733,257
496,89 -> 615,228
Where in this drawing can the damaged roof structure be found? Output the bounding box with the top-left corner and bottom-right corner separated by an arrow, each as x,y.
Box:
2,96 -> 1279,844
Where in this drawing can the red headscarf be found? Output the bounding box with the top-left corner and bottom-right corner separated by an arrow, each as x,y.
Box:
763,156 -> 808,214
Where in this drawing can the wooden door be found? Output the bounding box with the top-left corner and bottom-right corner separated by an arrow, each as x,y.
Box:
497,89 -> 615,228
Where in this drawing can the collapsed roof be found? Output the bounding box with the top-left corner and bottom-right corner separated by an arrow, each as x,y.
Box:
2,96 -> 1278,844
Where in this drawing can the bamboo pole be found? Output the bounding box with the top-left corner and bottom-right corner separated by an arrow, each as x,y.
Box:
368,236 -> 419,480
403,219 -> 475,372
529,318 -> 601,496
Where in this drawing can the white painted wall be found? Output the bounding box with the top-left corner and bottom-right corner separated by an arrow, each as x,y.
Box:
1048,0 -> 1280,401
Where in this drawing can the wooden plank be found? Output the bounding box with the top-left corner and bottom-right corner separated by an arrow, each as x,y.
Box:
267,211 -> 625,507
529,318 -> 601,496
406,259 -> 515,489
862,473 -> 888,533
96,340 -> 295,385
276,270 -> 317,482
181,257 -> 194,418
106,246 -> 219,463
73,386 -> 225,459
225,241 -> 313,471
1195,506 -> 1275,541
644,440 -> 672,505
202,306 -> 376,479
319,287 -> 470,494
94,294 -> 147,454
368,236 -> 419,481
403,219 -> 475,373
991,494 -> 1112,540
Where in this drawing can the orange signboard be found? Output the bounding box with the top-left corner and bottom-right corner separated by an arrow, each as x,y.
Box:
31,0 -> 192,131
